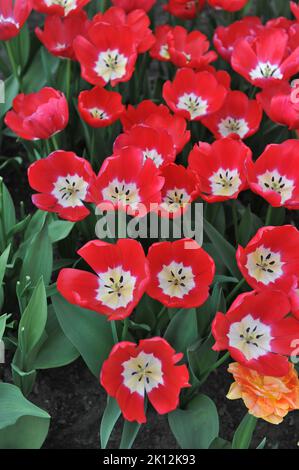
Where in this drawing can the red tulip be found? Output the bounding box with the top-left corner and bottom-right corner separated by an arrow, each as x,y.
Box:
35,11 -> 89,60
0,0 -> 32,41
33,0 -> 90,17
146,238 -> 215,308
5,87 -> 69,140
28,150 -> 96,221
212,290 -> 299,377
57,239 -> 150,320
78,86 -> 125,128
101,337 -> 190,423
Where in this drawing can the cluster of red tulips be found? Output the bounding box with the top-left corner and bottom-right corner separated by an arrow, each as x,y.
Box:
1,0 -> 299,450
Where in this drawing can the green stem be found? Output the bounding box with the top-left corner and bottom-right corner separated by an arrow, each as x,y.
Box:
121,317 -> 129,341
0,178 -> 8,249
206,351 -> 230,375
65,59 -> 72,102
232,200 -> 239,244
5,41 -> 21,89
226,277 -> 246,305
111,320 -> 119,344
90,127 -> 96,166
50,134 -> 59,152
265,205 -> 273,226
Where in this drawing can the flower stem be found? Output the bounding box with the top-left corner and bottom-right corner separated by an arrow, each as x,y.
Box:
111,320 -> 119,344
206,351 -> 230,375
50,134 -> 59,152
5,41 -> 21,89
121,317 -> 129,341
65,59 -> 72,102
232,200 -> 239,244
226,277 -> 246,305
265,205 -> 273,226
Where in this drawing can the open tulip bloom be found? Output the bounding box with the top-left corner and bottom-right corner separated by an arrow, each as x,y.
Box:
0,0 -> 32,40
2,0 -> 299,452
212,290 -> 299,377
57,239 -> 150,320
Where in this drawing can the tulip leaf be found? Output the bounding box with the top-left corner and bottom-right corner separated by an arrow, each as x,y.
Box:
18,277 -> 47,357
48,220 -> 75,243
20,216 -> 53,287
168,394 -> 219,449
120,420 -> 142,450
164,308 -> 198,356
203,219 -> 241,279
232,413 -> 257,449
52,294 -> 114,377
0,383 -> 50,449
33,306 -> 79,369
100,397 -> 121,449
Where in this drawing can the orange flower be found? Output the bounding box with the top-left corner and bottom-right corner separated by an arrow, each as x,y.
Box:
227,362 -> 299,424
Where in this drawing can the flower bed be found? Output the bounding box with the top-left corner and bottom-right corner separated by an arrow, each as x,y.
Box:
0,0 -> 299,450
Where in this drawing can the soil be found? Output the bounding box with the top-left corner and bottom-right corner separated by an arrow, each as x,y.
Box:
11,358 -> 296,450
1,1 -> 299,451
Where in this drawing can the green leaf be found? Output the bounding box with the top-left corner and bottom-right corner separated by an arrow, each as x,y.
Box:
0,244 -> 10,285
0,314 -> 8,340
7,214 -> 31,239
213,275 -> 239,285
209,437 -> 232,449
239,205 -> 253,246
203,219 -> 241,279
0,383 -> 50,449
23,48 -> 59,93
120,420 -> 142,450
20,218 -> 53,287
100,397 -> 121,449
33,306 -> 79,369
188,335 -> 218,382
257,437 -> 267,449
168,394 -> 219,449
164,308 -> 198,356
52,294 -> 114,377
18,277 -> 47,357
0,76 -> 19,120
232,413 -> 257,449
0,180 -> 16,250
48,220 -> 75,243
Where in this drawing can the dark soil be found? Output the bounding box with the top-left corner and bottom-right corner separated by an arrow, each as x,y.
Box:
17,358 -> 297,450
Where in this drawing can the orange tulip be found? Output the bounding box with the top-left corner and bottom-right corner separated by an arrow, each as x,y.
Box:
227,362 -> 299,424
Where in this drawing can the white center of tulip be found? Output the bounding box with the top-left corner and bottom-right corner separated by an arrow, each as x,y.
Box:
228,314 -> 272,361
246,245 -> 284,285
158,261 -> 195,298
249,62 -> 283,81
95,49 -> 128,83
161,188 -> 190,213
102,178 -> 141,210
52,174 -> 88,207
209,168 -> 241,196
97,266 -> 136,310
257,170 -> 294,204
122,351 -> 164,396
177,93 -> 208,120
46,0 -> 77,15
142,148 -> 164,168
218,116 -> 249,138
159,44 -> 170,60
0,15 -> 19,27
89,108 -> 109,120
